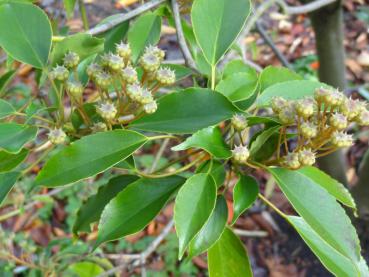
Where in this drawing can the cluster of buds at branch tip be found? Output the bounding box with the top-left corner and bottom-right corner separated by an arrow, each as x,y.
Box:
232,145 -> 250,164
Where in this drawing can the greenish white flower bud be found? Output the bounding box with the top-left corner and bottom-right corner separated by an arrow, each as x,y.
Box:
48,129 -> 67,145
295,98 -> 315,118
283,152 -> 300,169
356,109 -> 369,126
107,54 -> 124,72
314,87 -> 330,102
116,42 -> 131,60
231,114 -> 247,131
97,102 -> 117,120
271,97 -> 288,113
51,65 -> 69,81
140,53 -> 160,72
95,71 -> 112,89
121,66 -> 138,84
143,101 -> 158,114
66,80 -> 84,99
300,122 -> 317,139
145,45 -> 165,61
326,89 -> 344,107
138,89 -> 154,105
331,131 -> 353,148
100,53 -> 112,67
278,107 -> 296,125
63,51 -> 80,69
232,145 -> 249,164
156,67 -> 176,85
329,113 -> 348,130
126,83 -> 143,102
86,63 -> 102,79
298,148 -> 316,166
340,98 -> 366,120
91,122 -> 108,133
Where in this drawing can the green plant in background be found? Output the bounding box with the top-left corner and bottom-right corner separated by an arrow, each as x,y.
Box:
0,0 -> 368,276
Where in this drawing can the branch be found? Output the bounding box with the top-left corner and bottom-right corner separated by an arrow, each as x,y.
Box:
170,0 -> 198,72
87,0 -> 166,35
280,0 -> 338,15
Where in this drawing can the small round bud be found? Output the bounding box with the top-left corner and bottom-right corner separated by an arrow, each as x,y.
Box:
116,42 -> 131,60
107,54 -> 124,72
298,148 -> 316,166
331,131 -> 353,148
156,67 -> 176,85
278,107 -> 296,125
63,51 -> 80,69
271,97 -> 288,113
66,80 -> 84,99
86,63 -> 102,79
232,145 -> 249,164
100,53 -> 112,67
314,87 -> 330,102
138,89 -> 154,105
143,101 -> 158,114
300,122 -> 317,139
140,53 -> 160,72
145,45 -> 165,61
48,129 -> 67,145
97,102 -> 117,120
322,89 -> 344,107
340,98 -> 366,120
95,71 -> 112,89
91,122 -> 108,133
295,98 -> 315,118
356,109 -> 369,126
121,66 -> 138,84
231,114 -> 247,131
283,152 -> 300,169
329,113 -> 348,130
126,83 -> 143,102
51,65 -> 69,81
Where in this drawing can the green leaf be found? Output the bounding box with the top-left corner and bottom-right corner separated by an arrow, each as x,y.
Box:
297,166 -> 356,210
63,0 -> 76,18
172,126 -> 231,159
97,15 -> 129,53
0,149 -> 28,173
191,0 -> 251,65
73,175 -> 139,234
51,33 -> 104,66
196,160 -> 225,188
188,195 -> 228,258
127,12 -> 162,63
257,80 -> 329,107
288,216 -> 360,277
35,130 -> 147,187
165,64 -> 193,81
0,99 -> 15,119
249,125 -> 280,157
0,2 -> 52,68
222,60 -> 256,79
246,115 -> 281,126
208,227 -> 253,277
269,167 -> 361,263
216,72 -> 258,102
69,261 -> 104,277
114,155 -> 136,170
0,123 -> 37,154
0,171 -> 19,206
130,88 -> 239,134
174,173 -> 217,259
0,70 -> 16,95
232,175 -> 259,224
259,66 -> 301,92
96,176 -> 185,246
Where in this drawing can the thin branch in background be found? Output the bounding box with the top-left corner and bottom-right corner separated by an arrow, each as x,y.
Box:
149,138 -> 170,173
279,0 -> 337,15
170,0 -> 198,72
79,0 -> 89,30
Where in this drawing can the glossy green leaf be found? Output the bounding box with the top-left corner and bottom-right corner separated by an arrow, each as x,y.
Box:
216,72 -> 258,102
222,60 -> 256,79
269,167 -> 361,263
288,216 -> 360,277
0,149 -> 28,173
51,33 -> 104,66
0,70 -> 16,95
249,125 -> 280,157
127,12 -> 161,63
174,173 -> 217,259
259,66 -> 301,92
0,171 -> 19,205
0,2 -> 52,68
97,14 -> 129,52
114,155 -> 136,170
35,130 -> 147,187
196,160 -> 226,188
232,175 -> 259,224
257,80 -> 329,107
208,227 -> 253,277
96,176 -> 185,246
0,99 -> 15,119
172,126 -> 231,159
73,175 -> 139,233
246,115 -> 281,126
69,261 -> 104,277
63,0 -> 76,18
191,0 -> 250,65
0,123 -> 37,154
298,166 -> 356,210
130,88 -> 239,134
188,195 -> 228,258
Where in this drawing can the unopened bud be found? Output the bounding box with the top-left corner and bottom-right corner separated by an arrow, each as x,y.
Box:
340,98 -> 366,120
63,51 -> 80,69
138,89 -> 153,105
86,63 -> 102,79
314,87 -> 330,102
329,113 -> 348,130
283,152 -> 300,169
108,54 -> 124,72
140,53 -> 160,73
232,145 -> 249,164
91,122 -> 108,133
126,83 -> 143,102
231,114 -> 247,131
295,98 -> 315,118
298,148 -> 316,166
116,42 -> 131,60
51,65 -> 69,81
48,129 -> 67,145
97,102 -> 117,120
121,66 -> 138,84
279,106 -> 296,125
300,122 -> 317,139
145,45 -> 165,61
156,67 -> 175,86
356,109 -> 369,126
66,80 -> 84,99
271,97 -> 288,113
143,101 -> 158,114
331,131 -> 353,148
95,71 -> 112,89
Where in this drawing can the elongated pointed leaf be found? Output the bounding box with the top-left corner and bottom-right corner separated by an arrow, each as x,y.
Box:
35,130 -> 147,187
259,66 -> 301,92
191,0 -> 251,65
0,123 -> 38,154
0,2 -> 52,68
96,176 -> 185,246
174,173 -> 217,259
188,195 -> 228,258
196,160 -> 226,188
130,88 -> 239,134
0,171 -> 19,205
232,175 -> 259,224
172,126 -> 231,159
73,175 -> 139,234
249,126 -> 280,157
288,216 -> 360,277
298,166 -> 356,210
0,149 -> 28,173
0,70 -> 16,95
0,99 -> 15,119
208,227 -> 253,277
269,167 -> 361,264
